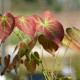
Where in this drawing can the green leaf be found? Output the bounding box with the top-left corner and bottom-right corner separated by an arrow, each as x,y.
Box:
66,27 -> 80,44
31,52 -> 40,66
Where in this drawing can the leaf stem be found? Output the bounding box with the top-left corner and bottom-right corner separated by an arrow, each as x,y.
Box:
55,40 -> 71,80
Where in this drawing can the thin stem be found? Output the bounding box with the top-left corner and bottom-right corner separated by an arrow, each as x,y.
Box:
13,30 -> 31,60
55,46 -> 69,80
13,31 -> 30,49
54,38 -> 72,80
31,76 -> 32,80
52,47 -> 61,72
43,72 -> 50,80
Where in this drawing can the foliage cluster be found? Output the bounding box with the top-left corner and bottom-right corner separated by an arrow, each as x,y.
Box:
0,10 -> 80,80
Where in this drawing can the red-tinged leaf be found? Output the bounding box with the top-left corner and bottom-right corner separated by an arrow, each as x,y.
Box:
0,57 -> 1,66
24,55 -> 36,76
62,37 -> 80,53
1,64 -> 14,76
14,66 -> 17,74
66,27 -> 80,44
4,55 -> 10,68
12,42 -> 21,54
15,16 -> 36,38
1,40 -> 35,75
32,10 -> 64,46
0,13 -> 15,42
0,41 -> 2,47
38,35 -> 58,56
32,52 -> 40,66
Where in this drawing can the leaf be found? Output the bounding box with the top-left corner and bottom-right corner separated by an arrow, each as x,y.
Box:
4,55 -> 10,68
12,43 -> 20,54
32,52 -> 40,65
38,35 -> 58,56
62,36 -> 80,52
0,57 -> 1,66
32,10 -> 64,46
56,77 -> 74,80
15,16 -> 36,38
66,27 -> 80,44
1,40 -> 34,75
1,64 -> 14,76
0,41 -> 2,47
0,13 -> 15,42
24,54 -> 36,76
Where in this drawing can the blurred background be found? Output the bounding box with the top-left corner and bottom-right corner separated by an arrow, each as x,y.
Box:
0,0 -> 80,80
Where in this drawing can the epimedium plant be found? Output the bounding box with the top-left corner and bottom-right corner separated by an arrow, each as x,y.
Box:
0,10 -> 80,80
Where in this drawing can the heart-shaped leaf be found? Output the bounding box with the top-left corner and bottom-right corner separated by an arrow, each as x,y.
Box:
15,16 -> 36,38
66,27 -> 80,44
24,54 -> 36,76
38,35 -> 58,56
32,10 -> 64,46
0,13 -> 15,42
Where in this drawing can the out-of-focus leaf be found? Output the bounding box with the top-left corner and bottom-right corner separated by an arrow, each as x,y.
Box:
32,52 -> 40,65
62,37 -> 80,52
1,40 -> 35,75
15,16 -> 36,39
0,57 -> 1,66
4,55 -> 10,68
32,10 -> 64,47
24,54 -> 36,76
56,77 -> 74,80
0,13 -> 15,42
0,41 -> 2,47
66,27 -> 80,44
1,64 -> 14,76
13,43 -> 20,54
38,35 -> 58,56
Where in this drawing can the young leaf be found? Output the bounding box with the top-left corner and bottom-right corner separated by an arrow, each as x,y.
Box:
1,40 -> 35,75
0,57 -> 1,66
0,13 -> 15,42
4,55 -> 10,68
38,35 -> 58,56
24,55 -> 36,76
32,52 -> 40,65
62,37 -> 80,52
66,27 -> 80,44
32,10 -> 64,46
1,64 -> 14,76
15,16 -> 36,39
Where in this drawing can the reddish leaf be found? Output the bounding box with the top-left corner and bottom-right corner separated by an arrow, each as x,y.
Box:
32,10 -> 64,46
4,55 -> 10,68
1,64 -> 14,76
38,35 -> 58,56
15,16 -> 36,38
66,27 -> 80,44
1,40 -> 35,75
62,37 -> 80,53
32,52 -> 40,65
0,57 -> 1,66
0,13 -> 15,42
24,55 -> 36,76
